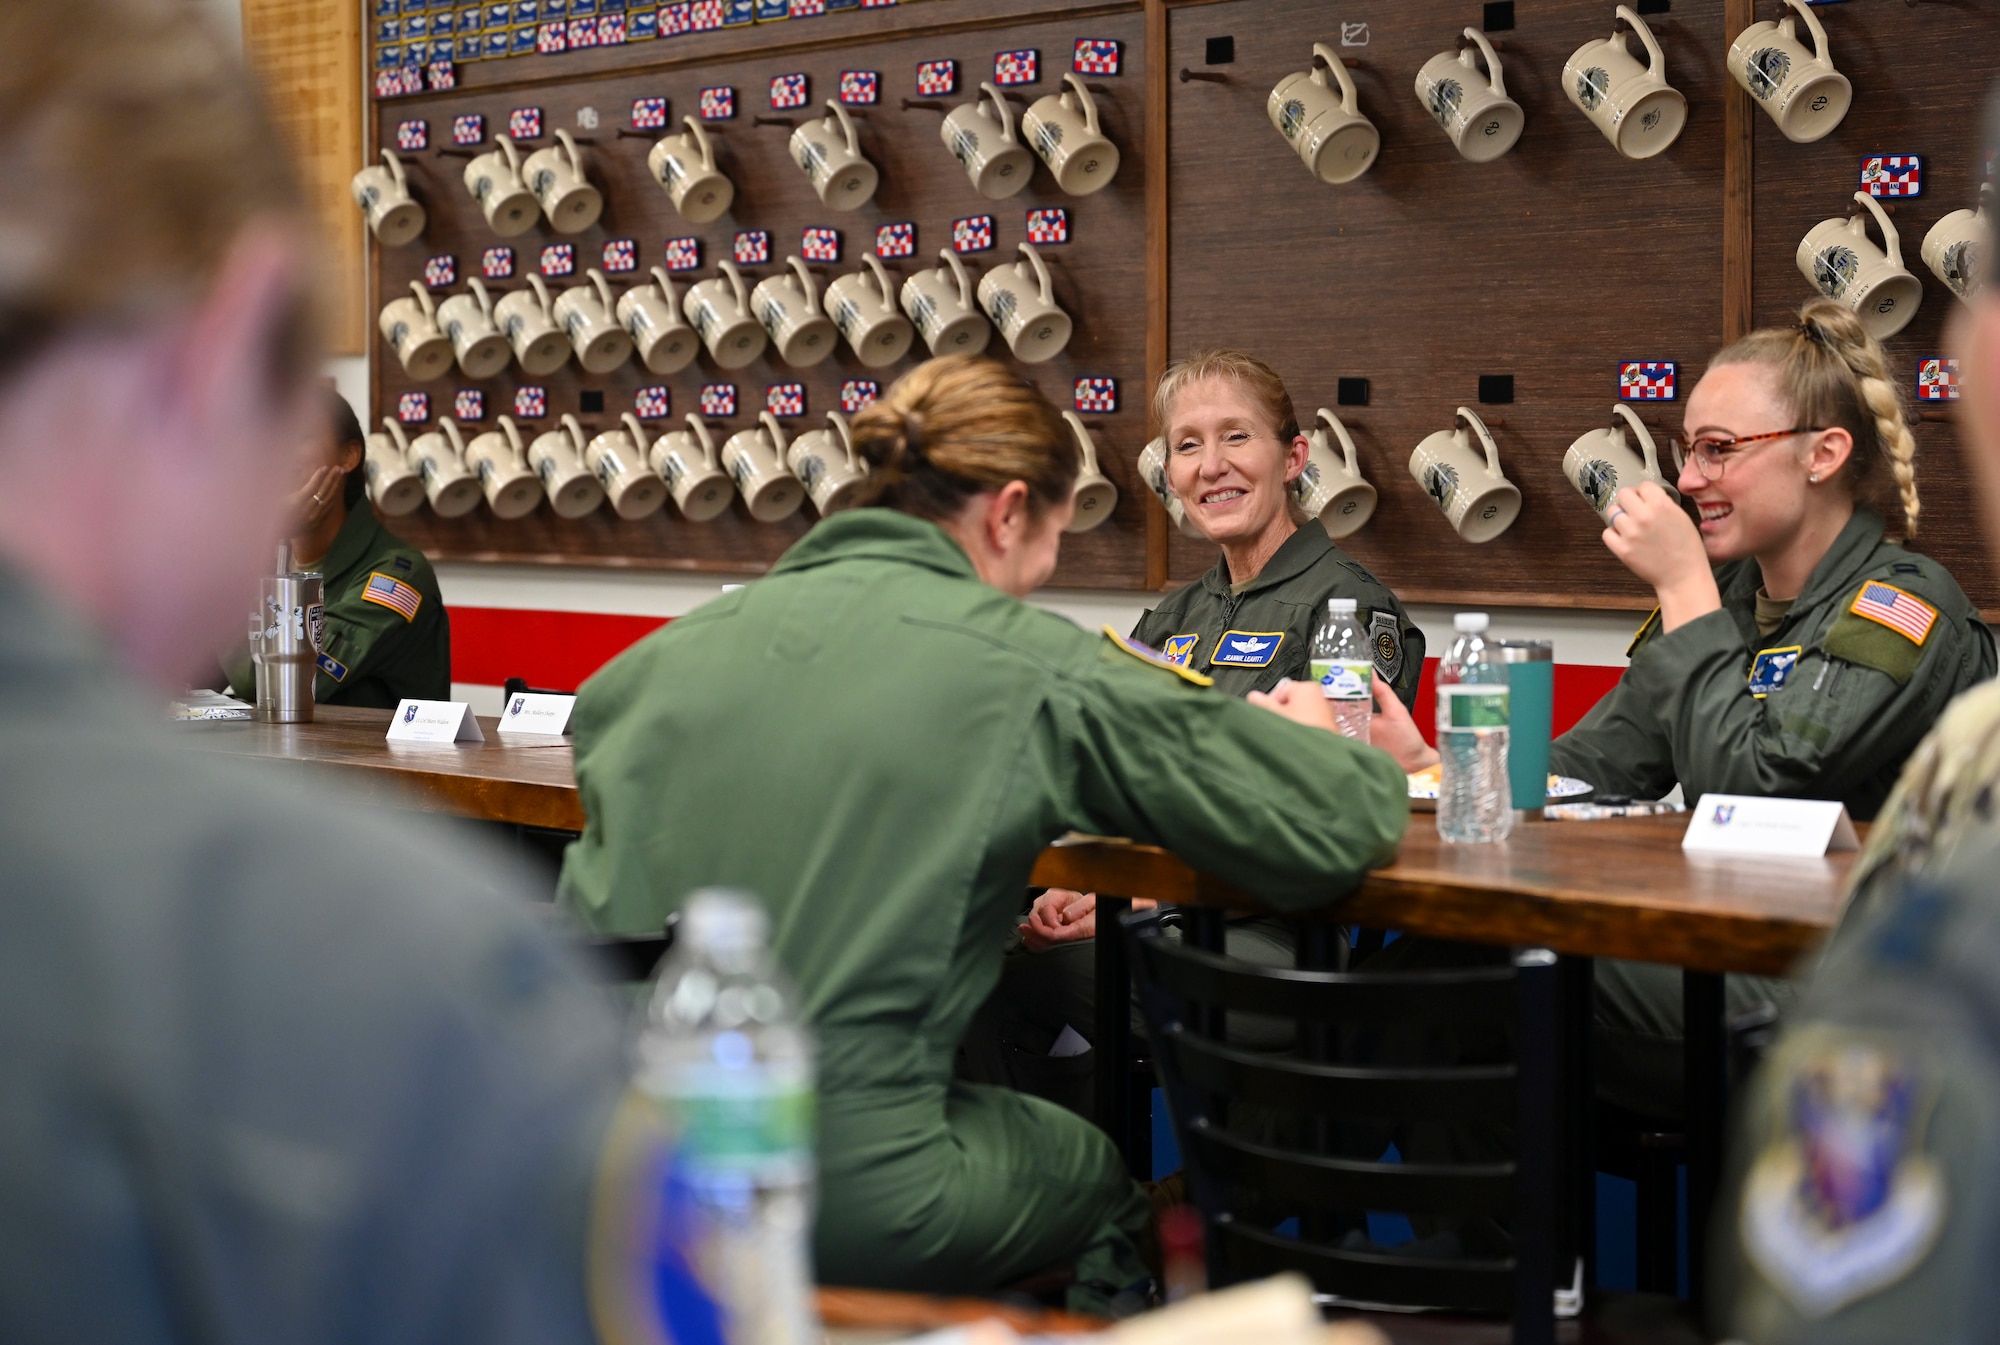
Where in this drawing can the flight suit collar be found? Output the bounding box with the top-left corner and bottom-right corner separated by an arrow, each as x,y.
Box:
315,504 -> 393,586
1716,507 -> 1886,635
770,508 -> 980,582
1198,523 -> 1330,601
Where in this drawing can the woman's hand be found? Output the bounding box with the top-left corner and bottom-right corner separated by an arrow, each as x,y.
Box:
1247,678 -> 1339,733
1018,890 -> 1158,950
1601,482 -> 1720,632
1370,676 -> 1439,774
286,464 -> 344,537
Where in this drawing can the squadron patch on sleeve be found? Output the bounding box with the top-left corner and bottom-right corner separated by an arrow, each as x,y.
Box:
1748,645 -> 1803,698
361,572 -> 424,622
1369,609 -> 1405,685
316,651 -> 350,683
1739,1030 -> 1945,1319
1159,633 -> 1200,666
1210,630 -> 1284,668
1102,627 -> 1213,686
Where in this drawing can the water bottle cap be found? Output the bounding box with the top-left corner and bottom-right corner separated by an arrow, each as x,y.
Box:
679,888 -> 769,952
1327,597 -> 1357,614
1453,612 -> 1490,632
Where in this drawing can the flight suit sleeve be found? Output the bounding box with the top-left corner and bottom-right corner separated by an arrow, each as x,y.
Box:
1041,633 -> 1410,912
1611,599 -> 1976,810
1549,676 -> 1681,802
315,563 -> 444,702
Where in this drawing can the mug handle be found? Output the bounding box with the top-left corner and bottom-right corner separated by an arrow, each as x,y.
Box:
382,146 -> 407,188
495,133 -> 521,176
720,259 -> 749,308
1611,404 -> 1660,476
621,412 -> 650,457
1311,43 -> 1359,113
828,100 -> 861,154
1060,411 -> 1100,473
561,412 -> 588,454
685,116 -> 717,170
862,254 -> 894,306
1462,28 -> 1508,99
650,265 -> 678,307
1316,408 -> 1362,473
1617,5 -> 1667,79
759,410 -> 790,459
408,279 -> 436,318
381,417 -> 413,458
470,276 -> 495,319
589,266 -> 615,313
1855,190 -> 1904,268
1060,73 -> 1101,136
1785,0 -> 1832,66
527,273 -> 554,316
556,128 -> 584,175
1018,241 -> 1056,304
980,81 -> 1018,143
827,410 -> 856,468
1456,406 -> 1503,475
439,416 -> 468,460
685,413 -> 718,467
787,254 -> 818,307
498,413 -> 525,461
941,248 -> 975,305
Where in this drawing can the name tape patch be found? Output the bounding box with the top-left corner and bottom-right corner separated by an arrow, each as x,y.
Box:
1748,645 -> 1803,699
1210,630 -> 1284,668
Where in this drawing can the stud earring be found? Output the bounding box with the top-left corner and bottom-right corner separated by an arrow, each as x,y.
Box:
1808,472 -> 1820,483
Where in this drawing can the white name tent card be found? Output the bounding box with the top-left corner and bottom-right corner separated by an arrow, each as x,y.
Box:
1681,793 -> 1858,858
495,692 -> 577,737
385,699 -> 485,744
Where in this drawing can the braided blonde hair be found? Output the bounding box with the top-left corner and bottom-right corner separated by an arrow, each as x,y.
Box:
1711,299 -> 1921,536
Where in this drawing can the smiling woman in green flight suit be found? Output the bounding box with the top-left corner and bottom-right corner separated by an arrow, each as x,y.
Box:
558,357 -> 1413,1314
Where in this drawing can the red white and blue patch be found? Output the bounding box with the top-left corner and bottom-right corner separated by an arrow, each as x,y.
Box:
801,227 -> 840,262
1073,38 -> 1121,75
1850,582 -> 1937,645
659,2 -> 692,36
1861,154 -> 1923,199
994,48 -> 1038,86
952,214 -> 994,253
535,21 -> 566,51
540,242 -> 576,276
839,70 -> 879,104
840,379 -> 879,413
423,254 -> 457,288
631,96 -> 669,129
363,572 -> 425,622
766,383 -> 806,417
508,106 -> 543,139
481,246 -> 515,279
1917,357 -> 1959,402
397,119 -> 429,150
791,0 -> 828,15
1619,360 -> 1677,401
876,221 -> 915,258
453,113 -> 485,145
396,392 -> 430,423
514,385 -> 548,418
701,383 -> 737,417
454,389 -> 486,421
1026,207 -> 1069,244
597,13 -> 626,43
635,385 -> 671,419
733,230 -> 770,265
1074,377 -> 1117,413
663,236 -> 701,271
699,85 -> 735,120
916,59 -> 957,97
602,238 -> 638,272
566,17 -> 598,48
425,61 -> 456,92
770,73 -> 809,110
690,0 -> 725,31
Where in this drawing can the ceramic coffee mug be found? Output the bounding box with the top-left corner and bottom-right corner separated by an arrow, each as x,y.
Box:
1022,74 -> 1121,196
976,242 -> 1072,364
1797,191 -> 1923,339
435,278 -> 512,380
824,255 -> 915,367
1415,28 -> 1524,163
1061,412 -> 1118,533
406,417 -> 483,519
1564,6 -> 1687,159
378,280 -> 454,381
617,268 -> 700,374
1923,200 -> 1988,305
648,116 -> 735,223
462,415 -> 544,520
553,268 -> 633,373
942,81 -> 1035,200
522,129 -> 604,235
366,420 -> 426,517
350,148 -> 426,247
1294,408 -> 1378,539
683,261 -> 769,369
721,412 -> 807,522
1268,44 -> 1380,185
1728,0 -> 1850,144
1136,437 -> 1207,538
462,134 -> 540,237
584,414 -> 670,520
787,411 -> 869,515
493,275 -> 573,376
752,256 -> 839,368
1564,404 -> 1677,520
650,414 -> 733,521
526,415 -> 606,519
1408,406 -> 1521,543
790,101 -> 879,211
901,249 -> 992,357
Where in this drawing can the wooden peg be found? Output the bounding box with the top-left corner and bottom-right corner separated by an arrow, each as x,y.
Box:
901,98 -> 947,111
614,128 -> 653,140
1918,409 -> 1955,422
1178,68 -> 1228,83
434,147 -> 475,159
753,114 -> 796,128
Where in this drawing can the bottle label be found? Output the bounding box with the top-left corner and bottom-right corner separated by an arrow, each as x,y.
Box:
658,1068 -> 814,1180
1440,685 -> 1509,728
1311,658 -> 1373,701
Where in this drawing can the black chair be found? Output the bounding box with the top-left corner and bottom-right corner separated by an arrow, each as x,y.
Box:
1124,910 -> 1562,1344
502,676 -> 572,700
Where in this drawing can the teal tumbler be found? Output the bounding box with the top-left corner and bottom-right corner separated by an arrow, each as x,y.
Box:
1499,639 -> 1553,817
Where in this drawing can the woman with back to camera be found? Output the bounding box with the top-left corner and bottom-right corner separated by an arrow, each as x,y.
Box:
557,356 -> 1425,1313
1369,298 -> 1996,1117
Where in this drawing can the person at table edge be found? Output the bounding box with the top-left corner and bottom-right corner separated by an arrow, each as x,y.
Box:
557,357 -> 1417,1314
225,391 -> 449,709
1129,348 -> 1425,707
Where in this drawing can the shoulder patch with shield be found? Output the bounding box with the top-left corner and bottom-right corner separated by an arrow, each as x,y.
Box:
1102,627 -> 1212,687
1369,609 -> 1404,684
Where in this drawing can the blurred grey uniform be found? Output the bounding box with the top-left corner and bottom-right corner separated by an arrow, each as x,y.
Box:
1720,841 -> 2000,1344
0,562 -> 635,1344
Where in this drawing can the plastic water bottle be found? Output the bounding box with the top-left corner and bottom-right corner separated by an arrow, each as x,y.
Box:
1436,612 -> 1512,844
638,890 -> 818,1345
1309,596 -> 1373,743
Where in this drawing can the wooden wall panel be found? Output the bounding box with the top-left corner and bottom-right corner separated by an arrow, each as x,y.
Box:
373,6 -> 1149,585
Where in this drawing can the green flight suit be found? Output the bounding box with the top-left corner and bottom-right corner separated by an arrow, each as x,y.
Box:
1130,524 -> 1427,709
1546,508 -> 1995,1117
226,503 -> 451,709
557,508 -> 1410,1313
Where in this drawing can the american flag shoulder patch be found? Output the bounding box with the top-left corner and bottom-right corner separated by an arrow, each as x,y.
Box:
1848,580 -> 1937,646
363,571 -> 425,622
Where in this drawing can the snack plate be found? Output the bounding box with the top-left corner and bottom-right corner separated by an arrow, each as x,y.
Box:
1407,766 -> 1592,811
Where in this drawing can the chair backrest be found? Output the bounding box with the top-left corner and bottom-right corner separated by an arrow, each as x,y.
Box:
1123,912 -> 1556,1342
503,676 -> 574,699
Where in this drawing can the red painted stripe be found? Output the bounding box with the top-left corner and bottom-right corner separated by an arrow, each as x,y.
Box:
1411,659 -> 1625,748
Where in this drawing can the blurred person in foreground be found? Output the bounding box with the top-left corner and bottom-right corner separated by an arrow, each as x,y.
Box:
1715,121 -> 2000,1341
0,4 -> 695,1342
